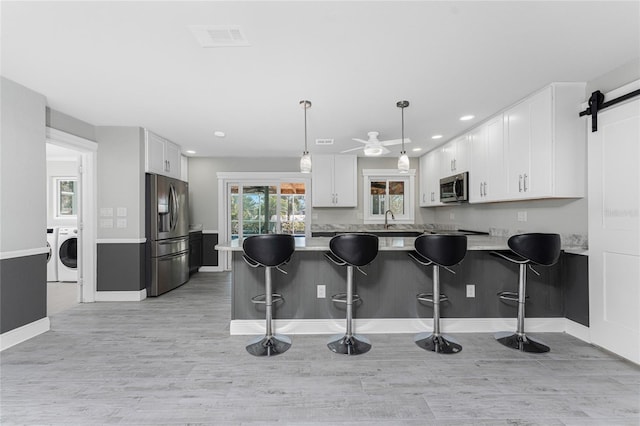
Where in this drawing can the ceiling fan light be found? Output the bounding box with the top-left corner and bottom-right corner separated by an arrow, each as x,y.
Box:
364,145 -> 383,156
398,152 -> 410,173
300,151 -> 312,173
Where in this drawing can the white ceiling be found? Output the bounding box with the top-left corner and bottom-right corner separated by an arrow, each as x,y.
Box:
2,1 -> 639,158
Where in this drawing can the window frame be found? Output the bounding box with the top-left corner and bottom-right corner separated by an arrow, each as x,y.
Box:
53,176 -> 78,219
362,169 -> 416,224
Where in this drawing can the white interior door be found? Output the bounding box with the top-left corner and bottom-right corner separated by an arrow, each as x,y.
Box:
588,83 -> 640,364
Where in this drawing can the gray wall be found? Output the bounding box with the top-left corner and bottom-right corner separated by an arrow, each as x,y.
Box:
95,127 -> 145,239
0,77 -> 47,252
46,108 -> 96,142
432,198 -> 588,235
0,77 -> 47,333
188,155 -> 434,232
586,57 -> 640,95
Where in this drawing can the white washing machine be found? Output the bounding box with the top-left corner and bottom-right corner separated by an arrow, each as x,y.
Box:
46,227 -> 58,282
57,227 -> 78,282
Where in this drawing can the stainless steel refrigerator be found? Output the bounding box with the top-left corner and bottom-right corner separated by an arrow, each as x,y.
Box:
145,173 -> 190,296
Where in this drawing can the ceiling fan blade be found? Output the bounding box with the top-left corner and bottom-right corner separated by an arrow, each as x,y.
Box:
380,138 -> 411,146
351,138 -> 369,144
380,146 -> 391,155
340,146 -> 364,153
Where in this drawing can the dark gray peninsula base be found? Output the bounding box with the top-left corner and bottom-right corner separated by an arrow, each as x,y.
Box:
218,237 -> 588,336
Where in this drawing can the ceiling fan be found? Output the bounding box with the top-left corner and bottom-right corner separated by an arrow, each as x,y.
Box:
341,131 -> 411,156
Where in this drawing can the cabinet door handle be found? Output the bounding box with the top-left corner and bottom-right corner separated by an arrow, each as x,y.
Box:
523,174 -> 528,192
453,159 -> 456,171
484,182 -> 487,196
519,175 -> 523,192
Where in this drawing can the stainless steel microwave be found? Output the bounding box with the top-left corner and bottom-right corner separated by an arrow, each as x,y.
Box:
440,172 -> 469,203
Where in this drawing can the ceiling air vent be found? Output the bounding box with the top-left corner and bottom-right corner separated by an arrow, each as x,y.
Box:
189,25 -> 250,48
315,139 -> 334,145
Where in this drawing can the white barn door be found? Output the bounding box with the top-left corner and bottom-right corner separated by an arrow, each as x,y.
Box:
588,81 -> 640,364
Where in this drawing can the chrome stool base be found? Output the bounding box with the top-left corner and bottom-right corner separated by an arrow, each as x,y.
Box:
327,334 -> 371,355
245,334 -> 292,357
495,331 -> 550,353
414,332 -> 462,354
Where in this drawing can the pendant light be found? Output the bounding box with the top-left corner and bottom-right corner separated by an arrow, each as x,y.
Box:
299,100 -> 312,173
397,100 -> 410,173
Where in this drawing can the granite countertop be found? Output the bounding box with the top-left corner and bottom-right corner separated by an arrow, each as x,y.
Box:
217,235 -> 510,252
215,234 -> 587,254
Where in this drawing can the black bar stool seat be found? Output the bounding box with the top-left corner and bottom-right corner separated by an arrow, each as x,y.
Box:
325,233 -> 379,355
491,232 -> 561,353
242,234 -> 295,357
409,234 -> 467,354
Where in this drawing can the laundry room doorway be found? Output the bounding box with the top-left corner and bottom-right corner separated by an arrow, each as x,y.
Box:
46,128 -> 98,306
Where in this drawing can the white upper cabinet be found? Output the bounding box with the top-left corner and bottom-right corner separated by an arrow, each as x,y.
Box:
504,83 -> 586,200
420,82 -> 586,207
145,129 -> 182,179
440,135 -> 469,175
419,149 -> 442,206
311,155 -> 357,207
469,115 -> 506,203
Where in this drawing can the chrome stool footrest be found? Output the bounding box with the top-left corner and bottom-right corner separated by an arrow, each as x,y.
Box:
497,291 -> 527,302
250,293 -> 284,304
416,292 -> 448,303
331,293 -> 361,304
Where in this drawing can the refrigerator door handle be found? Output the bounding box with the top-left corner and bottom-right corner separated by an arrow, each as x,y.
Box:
169,184 -> 179,231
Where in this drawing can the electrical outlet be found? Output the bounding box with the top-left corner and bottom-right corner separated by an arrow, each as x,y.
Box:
466,284 -> 475,298
517,211 -> 528,222
317,285 -> 326,298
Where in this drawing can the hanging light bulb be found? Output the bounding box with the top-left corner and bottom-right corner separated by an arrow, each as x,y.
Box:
299,100 -> 312,173
397,100 -> 410,173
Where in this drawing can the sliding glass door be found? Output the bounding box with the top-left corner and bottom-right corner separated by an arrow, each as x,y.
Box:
228,180 -> 308,240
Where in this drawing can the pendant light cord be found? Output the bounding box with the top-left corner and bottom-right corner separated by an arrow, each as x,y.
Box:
401,105 -> 405,153
304,103 -> 308,153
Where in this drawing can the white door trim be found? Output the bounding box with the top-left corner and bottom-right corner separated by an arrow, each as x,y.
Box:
46,127 -> 98,303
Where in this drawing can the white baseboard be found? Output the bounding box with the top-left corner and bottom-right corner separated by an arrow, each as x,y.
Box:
229,317 -> 570,335
564,318 -> 591,343
198,266 -> 223,272
94,289 -> 147,302
1,317 -> 50,351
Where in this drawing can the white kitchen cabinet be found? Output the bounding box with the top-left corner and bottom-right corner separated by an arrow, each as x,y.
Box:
419,149 -> 442,207
145,129 -> 182,179
504,83 -> 585,200
469,115 -> 506,203
440,134 -> 470,176
311,155 -> 357,207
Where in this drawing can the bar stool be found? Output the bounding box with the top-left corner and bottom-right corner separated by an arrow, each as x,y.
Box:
491,233 -> 561,353
409,234 -> 467,354
325,233 -> 379,355
242,234 -> 295,357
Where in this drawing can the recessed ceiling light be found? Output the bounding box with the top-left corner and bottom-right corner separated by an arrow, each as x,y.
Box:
186,150 -> 196,154
214,131 -> 225,137
431,134 -> 443,140
460,115 -> 475,121
412,147 -> 422,152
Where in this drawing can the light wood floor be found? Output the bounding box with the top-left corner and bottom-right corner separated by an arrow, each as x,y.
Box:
2,272 -> 639,425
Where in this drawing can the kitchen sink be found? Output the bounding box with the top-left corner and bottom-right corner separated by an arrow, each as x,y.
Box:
365,231 -> 423,237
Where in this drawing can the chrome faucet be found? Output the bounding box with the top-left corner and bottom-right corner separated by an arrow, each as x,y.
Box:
384,209 -> 395,229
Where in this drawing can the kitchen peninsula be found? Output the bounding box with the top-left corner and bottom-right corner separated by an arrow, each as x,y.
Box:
216,234 -> 589,336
